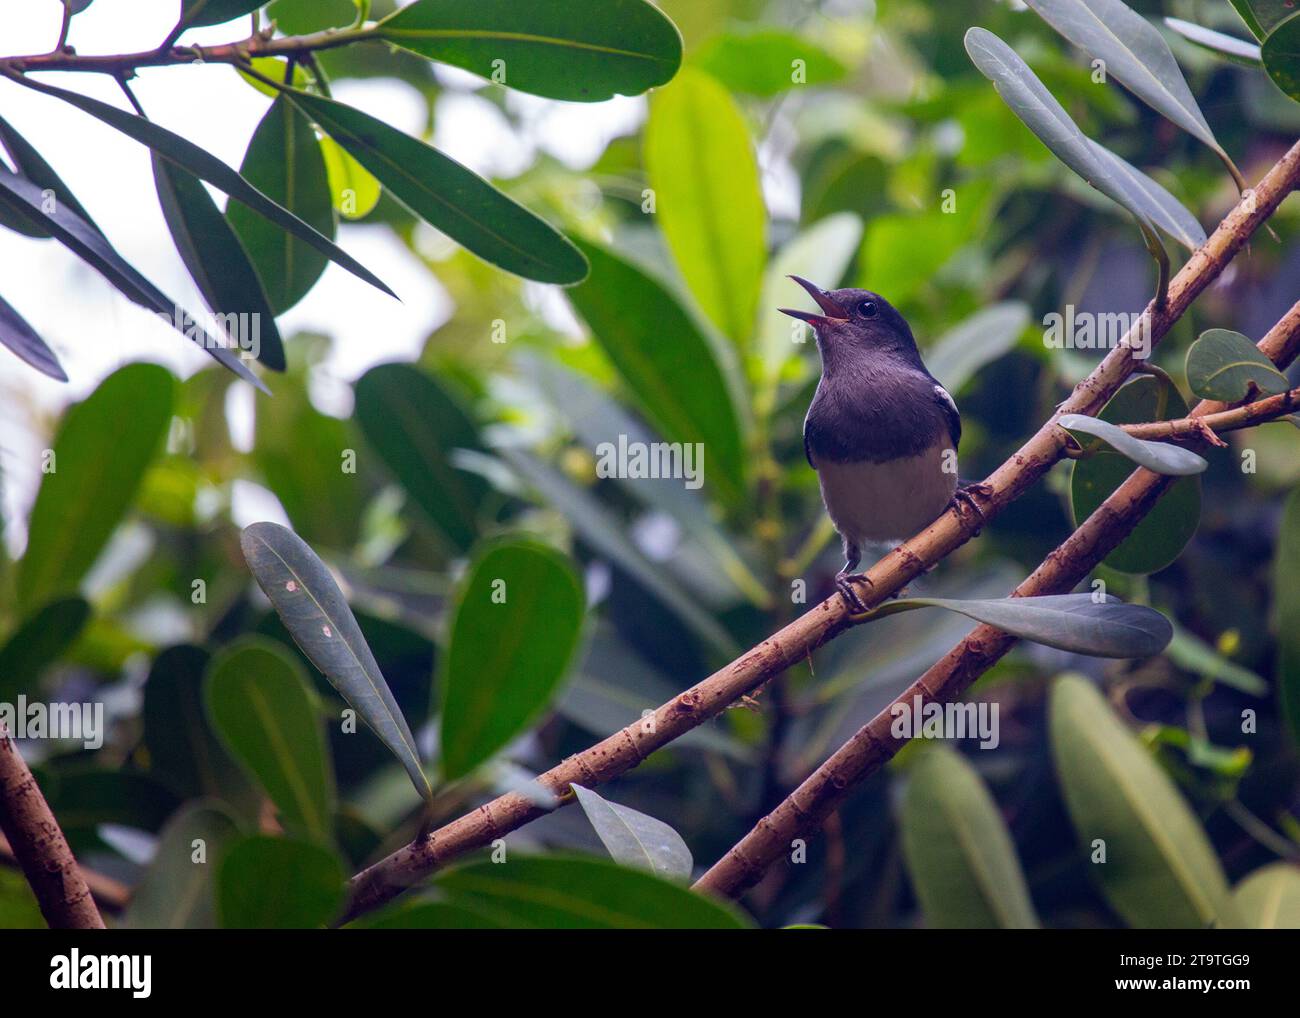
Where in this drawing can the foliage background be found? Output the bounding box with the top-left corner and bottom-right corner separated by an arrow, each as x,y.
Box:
1,0 -> 1299,928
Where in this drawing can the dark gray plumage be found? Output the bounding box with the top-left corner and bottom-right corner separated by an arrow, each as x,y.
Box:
781,276 -> 977,612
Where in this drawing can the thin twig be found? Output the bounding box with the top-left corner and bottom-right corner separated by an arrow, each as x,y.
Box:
694,296 -> 1300,899
336,139 -> 1300,925
0,726 -> 104,929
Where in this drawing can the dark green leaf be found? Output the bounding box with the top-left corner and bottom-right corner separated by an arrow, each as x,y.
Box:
227,96 -> 333,315
900,747 -> 1039,928
1070,376 -> 1201,574
877,593 -> 1173,658
0,111 -> 100,235
1274,487 -> 1300,747
1164,18 -> 1263,67
153,155 -> 285,370
1231,0 -> 1297,39
1262,14 -> 1300,103
353,362 -> 487,551
281,88 -> 586,284
1058,414 -> 1207,475
348,900 -> 503,929
0,292 -> 64,381
181,0 -> 265,28
1022,0 -> 1235,174
434,855 -> 750,928
566,237 -> 749,506
692,29 -> 848,96
204,638 -> 336,844
0,597 -> 90,701
34,768 -> 180,834
266,0 -> 353,33
1186,328 -> 1289,401
440,538 -> 585,779
1050,674 -> 1238,927
240,522 -> 431,802
378,0 -> 682,102
644,67 -> 766,345
15,75 -> 394,300
0,166 -> 262,386
17,364 -> 174,610
217,835 -> 344,928
1233,864 -> 1300,927
571,784 -> 693,879
142,645 -> 253,803
122,803 -> 240,930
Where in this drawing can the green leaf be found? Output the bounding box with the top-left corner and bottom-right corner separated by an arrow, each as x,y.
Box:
240,523 -> 432,802
266,0 -> 352,33
34,767 -> 180,834
1274,487 -> 1300,748
347,900 -> 503,929
644,68 -> 766,346
353,363 -> 487,551
440,538 -> 585,779
0,111 -> 100,235
926,302 -> 1030,395
566,237 -> 749,507
900,747 -> 1039,928
1231,0 -> 1298,39
434,855 -> 750,928
1050,674 -> 1237,927
571,784 -> 693,879
217,835 -> 344,928
963,28 -> 1202,250
501,450 -> 740,657
181,0 -> 265,28
1070,376 -> 1201,574
226,95 -> 333,315
236,57 -> 312,100
281,88 -> 586,284
153,155 -> 285,370
1022,0 -> 1238,177
17,364 -> 174,610
1164,625 -> 1268,696
1164,18 -> 1263,67
0,166 -> 262,386
378,0 -> 683,102
875,593 -> 1173,658
691,29 -> 847,97
142,645 -> 252,803
319,135 -> 381,220
756,213 -> 862,394
1087,140 -> 1207,251
0,597 -> 90,701
0,292 -> 65,380
1186,328 -> 1290,401
122,803 -> 240,930
204,638 -> 336,844
1263,14 -> 1300,106
1058,414 -> 1208,475
1232,863 -> 1300,927
16,75 -> 394,300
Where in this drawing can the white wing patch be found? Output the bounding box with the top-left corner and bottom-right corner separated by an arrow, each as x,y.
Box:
934,383 -> 958,418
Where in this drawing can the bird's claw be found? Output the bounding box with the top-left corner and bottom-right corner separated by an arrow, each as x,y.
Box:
836,570 -> 871,616
949,482 -> 992,535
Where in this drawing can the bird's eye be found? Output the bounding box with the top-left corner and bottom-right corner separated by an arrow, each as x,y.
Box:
857,300 -> 878,318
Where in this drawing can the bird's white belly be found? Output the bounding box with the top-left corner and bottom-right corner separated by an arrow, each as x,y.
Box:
815,440 -> 957,545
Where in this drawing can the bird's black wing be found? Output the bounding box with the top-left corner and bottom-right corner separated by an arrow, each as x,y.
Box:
933,383 -> 961,449
803,426 -> 815,468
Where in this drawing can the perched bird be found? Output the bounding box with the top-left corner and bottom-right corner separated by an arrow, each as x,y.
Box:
780,276 -> 986,613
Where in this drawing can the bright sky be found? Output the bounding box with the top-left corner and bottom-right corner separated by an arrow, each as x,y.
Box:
0,0 -> 647,548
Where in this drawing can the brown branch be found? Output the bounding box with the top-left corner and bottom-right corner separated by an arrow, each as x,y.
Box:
694,296 -> 1300,900
0,24 -> 376,76
0,830 -> 130,914
335,137 -> 1300,925
0,726 -> 104,928
1121,386 -> 1300,443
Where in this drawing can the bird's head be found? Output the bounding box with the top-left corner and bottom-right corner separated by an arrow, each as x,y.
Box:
779,276 -> 918,367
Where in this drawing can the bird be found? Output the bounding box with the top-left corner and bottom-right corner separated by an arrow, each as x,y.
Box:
780,275 -> 987,614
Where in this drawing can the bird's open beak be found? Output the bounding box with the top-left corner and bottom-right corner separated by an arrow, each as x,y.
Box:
779,275 -> 848,325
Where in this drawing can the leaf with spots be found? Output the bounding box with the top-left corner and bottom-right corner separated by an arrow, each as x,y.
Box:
240,522 -> 432,804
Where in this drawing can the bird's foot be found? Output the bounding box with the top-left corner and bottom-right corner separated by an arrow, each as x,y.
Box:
949,482 -> 993,536
836,570 -> 872,616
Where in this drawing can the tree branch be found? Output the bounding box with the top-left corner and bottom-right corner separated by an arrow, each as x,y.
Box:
1121,386 -> 1300,443
0,726 -> 104,928
0,830 -> 130,915
336,137 -> 1300,925
694,295 -> 1300,900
